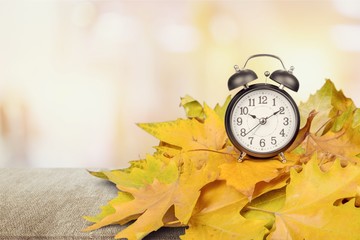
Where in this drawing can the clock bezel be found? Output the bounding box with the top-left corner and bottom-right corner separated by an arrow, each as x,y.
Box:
225,83 -> 300,158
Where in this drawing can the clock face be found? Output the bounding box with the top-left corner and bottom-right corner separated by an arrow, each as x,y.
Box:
225,84 -> 299,158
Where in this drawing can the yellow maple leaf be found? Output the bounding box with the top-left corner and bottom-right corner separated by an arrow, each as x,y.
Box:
218,152 -> 298,200
84,153 -> 220,239
84,192 -> 135,224
181,181 -> 269,240
89,155 -> 178,189
137,104 -> 227,151
263,155 -> 360,240
85,81 -> 360,240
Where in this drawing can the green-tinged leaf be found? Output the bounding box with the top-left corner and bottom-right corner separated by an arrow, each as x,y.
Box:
85,153 -> 219,240
87,170 -> 112,180
298,112 -> 360,169
214,95 -> 231,120
242,188 -> 286,230
104,155 -> 179,189
85,80 -> 360,240
353,108 -> 360,128
137,104 -> 227,151
83,191 -> 134,224
180,95 -> 205,119
299,79 -> 355,135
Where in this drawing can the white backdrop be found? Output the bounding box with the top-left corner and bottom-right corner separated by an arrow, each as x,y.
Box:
0,0 -> 359,168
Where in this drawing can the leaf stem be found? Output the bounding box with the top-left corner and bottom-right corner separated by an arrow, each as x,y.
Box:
314,115 -> 338,136
163,220 -> 187,227
245,206 -> 276,215
187,148 -> 239,157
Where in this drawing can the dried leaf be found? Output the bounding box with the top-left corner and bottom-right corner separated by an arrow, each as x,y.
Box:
287,110 -> 317,152
182,181 -> 269,240
84,153 -> 221,239
299,79 -> 355,135
219,157 -> 295,200
298,115 -> 360,169
137,104 -> 226,151
85,80 -> 360,240
269,155 -> 360,239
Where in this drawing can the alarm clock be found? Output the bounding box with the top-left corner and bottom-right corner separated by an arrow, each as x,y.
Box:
224,54 -> 300,162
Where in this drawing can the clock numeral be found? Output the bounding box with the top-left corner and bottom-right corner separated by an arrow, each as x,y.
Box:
258,96 -> 267,104
236,117 -> 243,126
248,137 -> 254,145
279,106 -> 285,114
271,137 -> 277,145
280,129 -> 285,137
283,117 -> 289,125
240,128 -> 246,137
272,98 -> 276,106
239,107 -> 249,115
260,138 -> 265,147
248,98 -> 255,107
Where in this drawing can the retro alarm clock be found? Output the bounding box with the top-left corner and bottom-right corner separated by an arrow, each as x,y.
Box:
224,54 -> 300,162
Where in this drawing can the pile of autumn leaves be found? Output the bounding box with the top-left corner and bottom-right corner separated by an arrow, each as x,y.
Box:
84,80 -> 360,240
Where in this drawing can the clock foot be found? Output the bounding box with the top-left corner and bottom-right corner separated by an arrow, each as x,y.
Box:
238,152 -> 246,162
279,152 -> 286,163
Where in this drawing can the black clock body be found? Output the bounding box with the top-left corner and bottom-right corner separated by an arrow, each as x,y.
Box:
225,83 -> 300,158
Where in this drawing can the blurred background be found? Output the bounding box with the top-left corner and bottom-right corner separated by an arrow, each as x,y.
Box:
0,0 -> 359,168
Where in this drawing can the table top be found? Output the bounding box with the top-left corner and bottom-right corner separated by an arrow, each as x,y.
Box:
0,168 -> 184,239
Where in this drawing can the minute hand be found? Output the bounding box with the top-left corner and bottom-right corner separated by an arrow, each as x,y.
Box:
265,109 -> 280,120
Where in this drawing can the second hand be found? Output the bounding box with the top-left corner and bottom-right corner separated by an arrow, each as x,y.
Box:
243,108 -> 281,137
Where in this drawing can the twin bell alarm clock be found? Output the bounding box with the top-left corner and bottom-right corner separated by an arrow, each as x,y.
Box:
224,54 -> 300,163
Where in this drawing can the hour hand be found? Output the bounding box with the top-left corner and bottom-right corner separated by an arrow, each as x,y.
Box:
248,114 -> 258,119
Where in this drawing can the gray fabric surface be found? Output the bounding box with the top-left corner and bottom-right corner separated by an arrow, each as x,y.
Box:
0,169 -> 185,239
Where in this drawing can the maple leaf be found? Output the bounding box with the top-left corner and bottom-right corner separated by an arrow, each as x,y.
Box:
180,95 -> 231,121
180,95 -> 205,119
84,153 -> 220,239
137,104 -> 227,151
296,112 -> 360,169
218,155 -> 296,200
84,192 -> 136,224
251,170 -> 293,200
213,95 -> 231,120
104,155 -> 178,189
287,110 -> 317,152
85,81 -> 360,240
242,188 -> 286,230
83,156 -> 179,231
299,79 -> 356,135
246,155 -> 360,240
182,181 -> 269,240
294,80 -> 360,168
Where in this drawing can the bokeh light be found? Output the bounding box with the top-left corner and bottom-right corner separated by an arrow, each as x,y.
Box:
0,0 -> 359,168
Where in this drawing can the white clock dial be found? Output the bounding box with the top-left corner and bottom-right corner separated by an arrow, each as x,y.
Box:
228,87 -> 299,155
